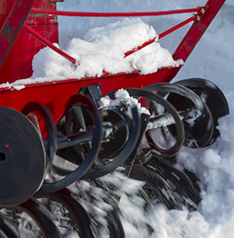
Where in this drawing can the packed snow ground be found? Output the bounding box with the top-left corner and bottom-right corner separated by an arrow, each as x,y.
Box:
55,0 -> 234,237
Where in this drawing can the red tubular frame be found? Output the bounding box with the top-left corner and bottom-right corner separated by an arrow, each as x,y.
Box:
173,0 -> 226,61
21,0 -> 225,70
21,6 -> 201,66
0,0 -> 225,73
0,0 -> 226,124
30,7 -> 201,17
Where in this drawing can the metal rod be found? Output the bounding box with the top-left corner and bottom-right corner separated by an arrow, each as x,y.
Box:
158,16 -> 195,39
173,0 -> 226,62
146,108 -> 200,131
23,24 -> 78,65
24,7 -> 198,66
57,131 -> 93,150
30,7 -> 201,17
124,37 -> 157,58
125,16 -> 195,57
57,108 -> 200,150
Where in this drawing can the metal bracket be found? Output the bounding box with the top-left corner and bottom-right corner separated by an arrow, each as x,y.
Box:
78,85 -> 103,104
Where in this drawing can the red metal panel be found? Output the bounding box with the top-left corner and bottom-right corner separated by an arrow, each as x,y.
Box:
0,0 -> 58,83
0,0 -> 36,67
0,67 -> 180,123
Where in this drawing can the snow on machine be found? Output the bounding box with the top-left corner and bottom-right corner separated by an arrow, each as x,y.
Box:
0,0 -> 229,236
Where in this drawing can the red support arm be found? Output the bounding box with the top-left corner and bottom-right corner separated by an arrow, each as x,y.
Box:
173,0 -> 226,62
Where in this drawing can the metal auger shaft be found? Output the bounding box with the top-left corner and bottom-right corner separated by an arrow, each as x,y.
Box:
146,107 -> 201,130
57,119 -> 129,150
57,106 -> 201,151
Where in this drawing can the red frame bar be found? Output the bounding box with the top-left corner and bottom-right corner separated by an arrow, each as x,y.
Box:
124,16 -> 195,58
173,0 -> 226,62
158,16 -> 194,39
23,13 -> 196,64
27,0 -> 226,68
30,7 -> 201,17
27,6 -> 202,64
124,37 -> 157,58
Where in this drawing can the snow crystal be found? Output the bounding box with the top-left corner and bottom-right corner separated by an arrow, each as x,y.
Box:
99,88 -> 150,117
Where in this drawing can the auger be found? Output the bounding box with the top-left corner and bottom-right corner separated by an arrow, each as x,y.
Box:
0,0 -> 229,237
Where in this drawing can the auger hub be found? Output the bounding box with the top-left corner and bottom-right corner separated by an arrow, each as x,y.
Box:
0,107 -> 45,207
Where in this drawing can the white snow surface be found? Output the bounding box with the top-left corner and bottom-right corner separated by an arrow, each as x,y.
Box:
99,88 -> 150,117
32,17 -> 181,79
12,0 -> 234,237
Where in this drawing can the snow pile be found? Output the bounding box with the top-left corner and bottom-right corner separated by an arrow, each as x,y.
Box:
0,17 -> 182,89
99,88 -> 150,116
31,18 -> 181,81
144,112 -> 234,238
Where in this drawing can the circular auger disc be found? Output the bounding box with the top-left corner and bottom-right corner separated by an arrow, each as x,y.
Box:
2,198 -> 62,237
37,94 -> 102,195
145,83 -> 214,148
171,78 -> 229,144
37,188 -> 95,238
0,107 -> 45,207
128,164 -> 184,210
0,212 -> 19,237
99,109 -> 129,159
124,87 -> 185,156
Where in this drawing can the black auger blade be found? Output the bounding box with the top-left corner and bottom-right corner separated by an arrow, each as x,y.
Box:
145,152 -> 201,210
168,78 -> 229,145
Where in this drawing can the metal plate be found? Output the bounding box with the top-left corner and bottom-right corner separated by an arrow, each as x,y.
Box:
0,107 -> 45,207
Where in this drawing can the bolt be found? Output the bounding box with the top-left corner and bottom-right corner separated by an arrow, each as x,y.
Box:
200,8 -> 206,14
196,16 -> 201,22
